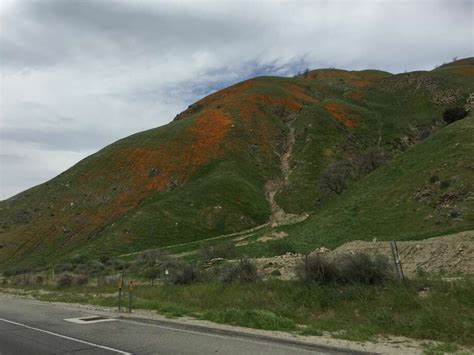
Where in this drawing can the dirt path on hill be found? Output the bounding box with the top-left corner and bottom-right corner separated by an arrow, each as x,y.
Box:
120,114 -> 311,260
264,114 -> 308,226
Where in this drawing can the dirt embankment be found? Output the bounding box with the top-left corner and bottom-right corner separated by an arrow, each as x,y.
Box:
256,230 -> 474,279
264,114 -> 308,226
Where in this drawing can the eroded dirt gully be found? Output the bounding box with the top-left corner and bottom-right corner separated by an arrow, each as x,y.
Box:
265,113 -> 308,227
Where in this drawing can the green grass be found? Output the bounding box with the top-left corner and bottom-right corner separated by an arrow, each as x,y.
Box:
422,342 -> 460,355
143,115 -> 474,262
288,115 -> 474,250
3,277 -> 474,347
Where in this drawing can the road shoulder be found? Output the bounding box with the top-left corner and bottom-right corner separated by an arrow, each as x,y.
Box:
0,292 -> 432,354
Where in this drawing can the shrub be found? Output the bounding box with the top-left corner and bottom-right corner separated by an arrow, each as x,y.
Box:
35,275 -> 44,284
337,253 -> 391,285
57,273 -> 73,288
140,249 -> 165,264
87,260 -> 105,275
443,107 -> 468,124
319,161 -> 352,195
70,254 -> 88,265
296,255 -> 338,284
144,267 -> 160,285
417,127 -> 432,141
3,268 -> 23,277
440,180 -> 451,189
167,261 -> 197,285
271,269 -> 282,277
199,242 -> 236,262
220,258 -> 258,283
56,263 -> 74,273
74,264 -> 88,274
269,240 -> 297,256
429,175 -> 439,184
357,148 -> 386,175
76,274 -> 89,286
112,259 -> 129,271
99,255 -> 110,264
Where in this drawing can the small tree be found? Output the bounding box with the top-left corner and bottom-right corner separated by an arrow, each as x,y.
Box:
144,267 -> 160,286
357,148 -> 386,176
319,161 -> 352,195
443,107 -> 468,124
296,255 -> 337,284
219,258 -> 258,283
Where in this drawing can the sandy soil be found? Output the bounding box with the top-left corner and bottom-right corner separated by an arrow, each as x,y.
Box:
256,230 -> 474,279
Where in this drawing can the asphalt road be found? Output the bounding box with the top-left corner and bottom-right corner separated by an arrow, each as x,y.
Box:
0,295 -> 354,354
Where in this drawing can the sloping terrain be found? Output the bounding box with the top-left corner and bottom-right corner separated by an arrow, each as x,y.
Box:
285,113 -> 474,251
0,58 -> 473,271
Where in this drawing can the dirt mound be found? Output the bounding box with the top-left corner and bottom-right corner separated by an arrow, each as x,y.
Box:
255,230 -> 474,279
257,231 -> 288,243
331,230 -> 474,277
255,253 -> 301,280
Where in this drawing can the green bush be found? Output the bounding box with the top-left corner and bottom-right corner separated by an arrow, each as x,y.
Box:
199,242 -> 236,261
112,259 -> 129,271
70,254 -> 88,265
337,253 -> 391,285
3,268 -> 25,277
144,266 -> 160,285
295,254 -> 338,284
443,107 -> 468,124
220,258 -> 258,283
440,180 -> 451,189
167,261 -> 198,285
296,253 -> 391,285
35,275 -> 44,285
269,240 -> 297,256
57,273 -> 73,288
76,274 -> 89,286
271,269 -> 282,277
56,263 -> 74,273
87,260 -> 105,275
429,175 -> 439,184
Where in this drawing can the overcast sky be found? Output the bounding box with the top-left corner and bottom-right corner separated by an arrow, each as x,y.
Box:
0,0 -> 472,199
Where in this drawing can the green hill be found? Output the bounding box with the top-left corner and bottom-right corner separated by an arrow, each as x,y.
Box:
285,114 -> 474,252
1,58 -> 473,271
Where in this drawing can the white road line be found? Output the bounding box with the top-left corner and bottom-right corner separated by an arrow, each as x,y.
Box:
0,318 -> 131,355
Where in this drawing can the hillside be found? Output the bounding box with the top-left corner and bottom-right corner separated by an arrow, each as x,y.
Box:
1,58 -> 473,271
281,113 -> 474,252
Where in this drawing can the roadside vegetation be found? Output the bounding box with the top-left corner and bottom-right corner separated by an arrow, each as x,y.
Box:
2,252 -> 474,348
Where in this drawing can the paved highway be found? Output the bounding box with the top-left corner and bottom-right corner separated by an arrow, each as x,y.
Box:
0,295 -> 354,354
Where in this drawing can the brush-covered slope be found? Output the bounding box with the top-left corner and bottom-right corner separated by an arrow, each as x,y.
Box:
0,58 -> 473,270
285,113 -> 474,251
0,77 -> 316,268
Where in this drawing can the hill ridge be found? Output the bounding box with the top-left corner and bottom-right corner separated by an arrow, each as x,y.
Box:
0,57 -> 473,270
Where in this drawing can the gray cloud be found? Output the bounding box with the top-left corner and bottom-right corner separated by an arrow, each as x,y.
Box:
1,0 -> 473,199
